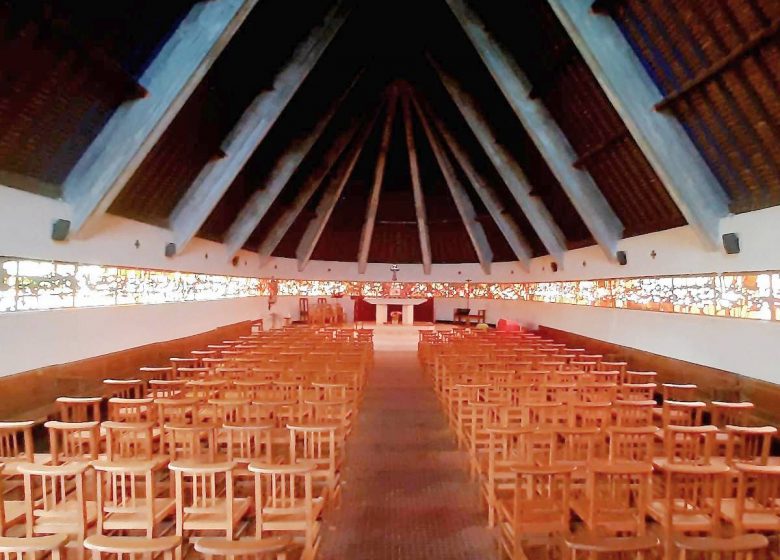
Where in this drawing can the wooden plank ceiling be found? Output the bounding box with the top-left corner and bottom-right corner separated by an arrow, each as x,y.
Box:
0,0 -> 778,268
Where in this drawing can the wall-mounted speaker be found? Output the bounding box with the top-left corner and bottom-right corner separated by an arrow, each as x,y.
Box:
51,219 -> 70,241
722,232 -> 740,254
616,251 -> 627,265
164,243 -> 176,258
550,262 -> 558,272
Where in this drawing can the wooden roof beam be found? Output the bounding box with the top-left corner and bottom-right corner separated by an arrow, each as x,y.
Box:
411,95 -> 493,275
295,104 -> 383,272
429,55 -> 567,266
414,90 -> 532,271
357,88 -> 399,274
446,0 -> 623,261
256,112 -> 365,267
168,0 -> 350,256
401,94 -> 432,275
222,73 -> 361,260
57,0 -> 258,240
548,0 -> 729,250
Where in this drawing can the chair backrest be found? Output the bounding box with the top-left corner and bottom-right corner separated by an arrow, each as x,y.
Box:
0,534 -> 67,560
662,400 -> 706,427
710,401 -> 755,428
56,396 -> 102,422
148,379 -> 187,399
194,536 -> 291,559
107,397 -> 155,423
613,399 -> 656,427
724,425 -> 777,465
164,424 -> 215,462
510,464 -> 574,534
221,424 -> 273,464
155,397 -> 199,426
102,421 -> 155,460
0,421 -> 34,462
663,425 -> 718,464
45,420 -> 100,464
103,379 -> 146,400
84,534 -> 180,560
207,398 -> 252,425
580,463 -> 652,536
607,426 -> 657,463
288,423 -> 340,471
18,462 -> 91,539
569,401 -> 612,429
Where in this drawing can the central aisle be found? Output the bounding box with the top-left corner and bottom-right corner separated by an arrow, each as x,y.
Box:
319,350 -> 496,559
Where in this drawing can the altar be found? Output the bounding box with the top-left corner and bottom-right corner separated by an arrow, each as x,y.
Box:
363,297 -> 429,325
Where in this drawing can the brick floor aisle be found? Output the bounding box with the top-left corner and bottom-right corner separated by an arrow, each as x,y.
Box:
318,350 -> 496,559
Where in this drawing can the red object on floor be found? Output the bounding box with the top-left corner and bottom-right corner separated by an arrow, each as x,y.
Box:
497,318 -> 521,331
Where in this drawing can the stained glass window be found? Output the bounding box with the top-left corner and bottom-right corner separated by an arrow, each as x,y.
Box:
1,256 -> 778,323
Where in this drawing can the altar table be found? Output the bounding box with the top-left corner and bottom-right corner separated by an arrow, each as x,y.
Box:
363,297 -> 429,325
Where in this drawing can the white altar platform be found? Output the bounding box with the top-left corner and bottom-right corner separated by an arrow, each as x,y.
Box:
363,297 -> 428,325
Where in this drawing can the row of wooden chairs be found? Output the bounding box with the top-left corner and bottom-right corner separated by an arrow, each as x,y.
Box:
0,325 -> 373,559
420,327 -> 779,559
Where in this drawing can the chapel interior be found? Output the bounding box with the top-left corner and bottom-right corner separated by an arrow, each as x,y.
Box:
0,0 -> 779,558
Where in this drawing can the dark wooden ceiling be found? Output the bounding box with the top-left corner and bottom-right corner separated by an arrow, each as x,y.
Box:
0,0 -> 778,265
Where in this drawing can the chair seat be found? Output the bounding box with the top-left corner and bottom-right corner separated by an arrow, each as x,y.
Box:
182,498 -> 251,531
720,498 -> 780,531
570,498 -> 642,533
2,500 -> 26,528
103,498 -> 176,530
33,501 -> 98,534
647,500 -> 715,531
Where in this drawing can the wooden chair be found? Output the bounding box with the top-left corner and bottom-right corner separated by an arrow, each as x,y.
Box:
571,462 -> 652,536
0,534 -> 67,560
93,459 -> 176,537
719,463 -> 780,534
45,420 -> 100,464
563,534 -> 659,559
0,421 -> 38,482
659,425 -> 718,466
498,464 -> 575,560
103,379 -> 146,400
288,423 -> 342,503
84,535 -> 180,560
299,298 -> 309,323
155,398 -> 199,426
673,534 -> 768,560
169,461 -> 250,543
648,463 -> 730,558
18,462 -> 97,553
194,536 -> 292,559
249,462 -> 321,560
56,397 -> 102,422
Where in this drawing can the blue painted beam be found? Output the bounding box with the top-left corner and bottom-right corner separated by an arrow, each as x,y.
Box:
548,0 -> 729,250
60,0 -> 258,239
169,1 -> 350,255
446,0 -> 623,260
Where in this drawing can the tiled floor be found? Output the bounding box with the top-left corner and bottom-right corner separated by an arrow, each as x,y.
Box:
319,350 -> 496,559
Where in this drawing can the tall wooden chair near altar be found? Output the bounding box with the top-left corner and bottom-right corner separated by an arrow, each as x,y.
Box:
453,308 -> 470,325
299,298 -> 309,323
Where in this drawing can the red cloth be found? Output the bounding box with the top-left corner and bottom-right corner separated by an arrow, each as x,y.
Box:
496,318 -> 520,331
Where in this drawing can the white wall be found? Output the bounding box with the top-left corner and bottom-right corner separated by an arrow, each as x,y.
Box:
2,185 -> 780,384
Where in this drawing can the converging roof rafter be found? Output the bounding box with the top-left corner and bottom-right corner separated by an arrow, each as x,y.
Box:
3,0 -> 775,268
